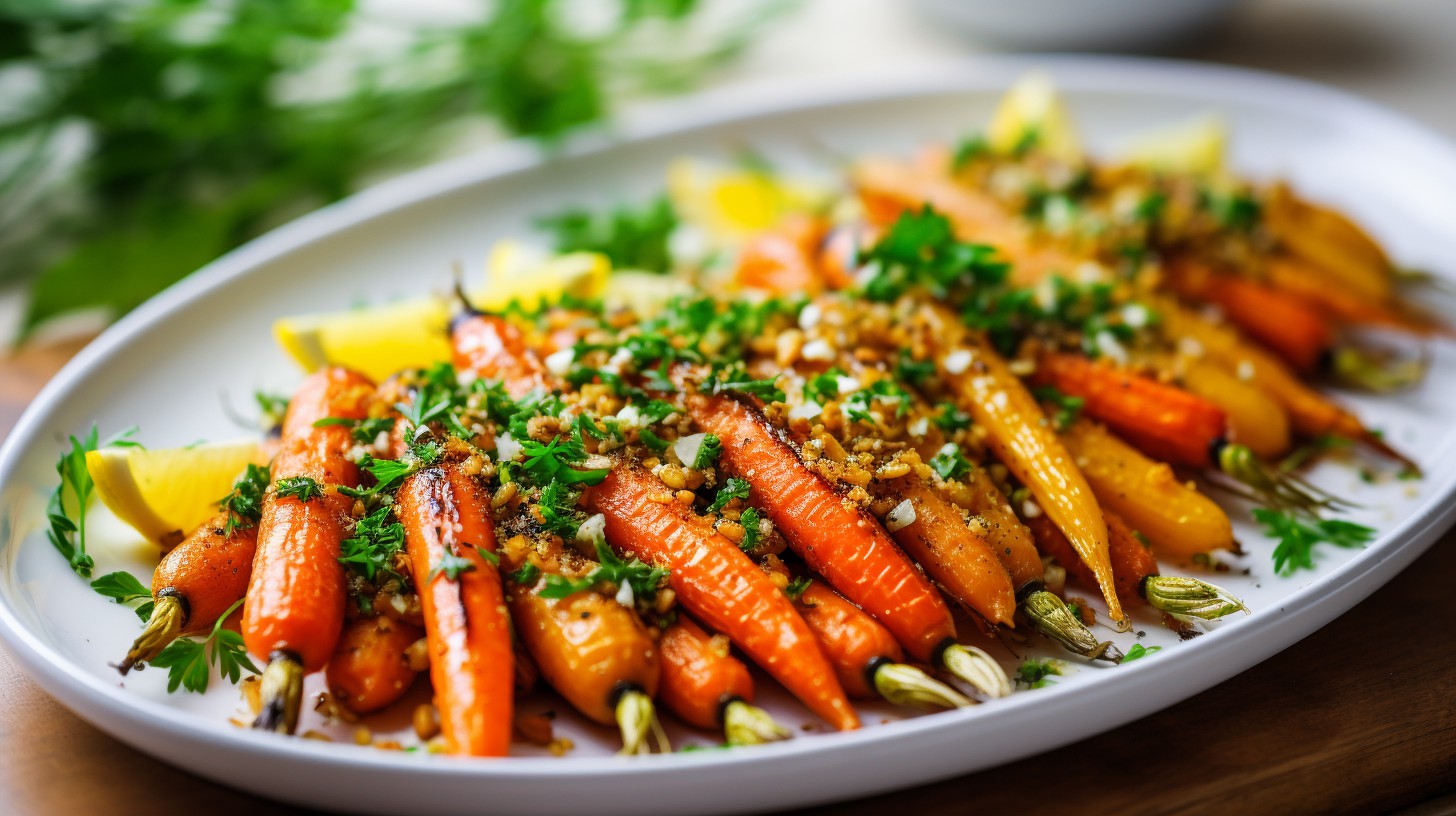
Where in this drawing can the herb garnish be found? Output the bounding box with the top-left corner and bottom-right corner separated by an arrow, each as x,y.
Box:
708,477 -> 751,514
1122,643 -> 1162,663
49,425 -> 140,577
928,443 -> 973,482
1252,508 -> 1375,575
537,197 -> 678,272
540,537 -> 668,603
339,506 -> 407,584
90,571 -> 155,623
784,576 -> 812,602
1015,658 -> 1063,689
738,507 -> 763,552
275,476 -> 324,503
1032,386 -> 1085,431
218,463 -> 270,535
147,598 -> 257,694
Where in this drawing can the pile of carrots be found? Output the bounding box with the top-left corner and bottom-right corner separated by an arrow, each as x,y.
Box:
103,111 -> 1438,758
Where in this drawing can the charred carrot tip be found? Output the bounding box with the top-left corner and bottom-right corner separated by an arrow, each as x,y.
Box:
117,593 -> 185,675
253,651 -> 305,735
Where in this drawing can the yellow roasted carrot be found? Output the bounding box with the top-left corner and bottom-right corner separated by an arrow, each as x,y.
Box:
1059,418 -> 1234,560
1265,183 -> 1392,301
1179,360 -> 1291,459
922,306 -> 1125,628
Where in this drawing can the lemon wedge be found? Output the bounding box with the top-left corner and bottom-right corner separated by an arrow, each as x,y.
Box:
479,242 -> 610,310
987,72 -> 1083,163
668,158 -> 830,241
272,245 -> 609,380
87,439 -> 265,546
274,297 -> 452,383
1119,113 -> 1228,175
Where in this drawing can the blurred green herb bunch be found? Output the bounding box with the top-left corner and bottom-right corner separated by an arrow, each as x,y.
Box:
0,0 -> 783,339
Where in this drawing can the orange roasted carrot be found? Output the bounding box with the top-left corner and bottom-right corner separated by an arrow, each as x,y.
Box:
1034,351 -> 1228,469
873,480 -> 1016,627
395,463 -> 514,757
764,558 -> 978,707
117,510 -> 259,673
1028,511 -> 1245,622
658,617 -> 790,744
450,310 -> 550,399
1167,260 -> 1334,373
245,366 -> 374,734
325,615 -> 424,715
939,468 -> 1045,593
735,215 -> 831,295
1156,297 -> 1416,468
503,537 -> 665,752
586,464 -> 859,731
680,385 -> 1008,694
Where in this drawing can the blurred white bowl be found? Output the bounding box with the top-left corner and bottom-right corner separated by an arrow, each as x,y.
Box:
912,0 -> 1243,52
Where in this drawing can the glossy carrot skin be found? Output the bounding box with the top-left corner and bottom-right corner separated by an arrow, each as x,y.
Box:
1179,360 -> 1291,459
1034,351 -> 1228,470
451,313 -> 549,399
766,561 -> 904,700
875,480 -> 1016,626
1059,419 -> 1234,560
586,464 -> 858,731
927,315 -> 1122,625
685,390 -> 957,664
243,367 -> 373,672
735,215 -> 831,295
1027,512 -> 1156,611
1154,297 -> 1407,461
658,617 -> 755,731
1168,260 -> 1334,373
152,511 -> 257,633
505,551 -> 660,727
396,464 -> 514,756
939,469 -> 1044,592
326,616 -> 423,714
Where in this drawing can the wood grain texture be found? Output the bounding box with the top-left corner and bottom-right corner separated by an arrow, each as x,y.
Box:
1,338 -> 1453,816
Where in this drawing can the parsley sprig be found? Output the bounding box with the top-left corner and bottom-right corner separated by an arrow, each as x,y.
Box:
90,571 -> 154,623
1252,508 -> 1375,575
148,598 -> 258,694
339,507 -> 407,585
48,425 -> 140,578
540,536 -> 668,603
218,463 -> 270,535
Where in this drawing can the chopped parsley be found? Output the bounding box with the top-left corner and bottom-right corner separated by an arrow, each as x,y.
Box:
708,477 -> 751,514
859,206 -> 1009,303
738,507 -> 763,552
1252,508 -> 1375,575
430,549 -> 478,582
1015,658 -> 1063,689
510,563 -> 542,586
148,598 -> 257,694
950,135 -> 988,171
705,362 -> 784,403
928,443 -> 973,482
275,476 -> 324,503
339,506 -> 407,584
841,380 -> 910,425
218,463 -> 270,535
1122,643 -> 1162,663
90,571 -> 154,622
1032,386 -> 1085,431
536,196 -> 678,273
540,536 -> 668,603
254,391 -> 290,429
932,403 -> 972,432
784,576 -> 812,601
520,432 -> 609,486
895,350 -> 935,386
691,433 -> 722,469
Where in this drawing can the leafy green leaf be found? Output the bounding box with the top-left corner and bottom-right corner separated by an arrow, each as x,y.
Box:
218,463 -> 270,535
707,477 -> 751,514
148,598 -> 257,694
275,476 -> 323,503
1253,508 -> 1375,575
1122,643 -> 1162,663
537,197 -> 677,272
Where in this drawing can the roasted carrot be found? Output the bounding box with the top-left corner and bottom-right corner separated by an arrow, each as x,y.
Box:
1179,360 -> 1291,459
1155,297 -> 1417,468
922,311 -> 1125,629
118,511 -> 258,673
735,215 -> 831,295
936,468 -> 1044,592
1029,511 -> 1245,621
1166,260 -> 1334,373
873,480 -> 1017,627
245,366 -> 374,734
1059,419 -> 1233,559
658,617 -> 790,745
585,464 -> 859,731
764,557 -> 980,706
681,385 -> 1007,694
325,615 -> 424,715
1034,351 -> 1228,470
1265,183 -> 1392,302
503,536 -> 666,753
450,309 -> 550,399
395,463 -> 514,756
